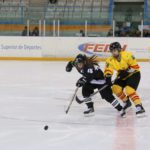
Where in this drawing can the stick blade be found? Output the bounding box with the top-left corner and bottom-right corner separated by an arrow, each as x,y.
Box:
76,96 -> 84,104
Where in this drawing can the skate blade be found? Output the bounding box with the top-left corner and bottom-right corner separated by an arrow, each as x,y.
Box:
84,112 -> 95,117
136,112 -> 146,118
119,110 -> 126,118
119,113 -> 126,118
121,114 -> 126,118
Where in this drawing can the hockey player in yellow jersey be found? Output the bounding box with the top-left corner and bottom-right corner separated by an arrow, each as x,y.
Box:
104,42 -> 145,117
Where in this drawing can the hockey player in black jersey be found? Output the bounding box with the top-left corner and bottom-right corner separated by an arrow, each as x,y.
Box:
66,54 -> 125,117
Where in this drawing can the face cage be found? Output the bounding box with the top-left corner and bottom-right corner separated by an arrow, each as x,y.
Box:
110,48 -> 121,53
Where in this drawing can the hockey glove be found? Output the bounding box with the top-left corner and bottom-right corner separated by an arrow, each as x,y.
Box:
118,70 -> 130,80
105,74 -> 112,86
76,77 -> 87,87
66,61 -> 74,72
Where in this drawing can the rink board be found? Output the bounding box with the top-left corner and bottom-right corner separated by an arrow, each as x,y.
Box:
0,37 -> 149,61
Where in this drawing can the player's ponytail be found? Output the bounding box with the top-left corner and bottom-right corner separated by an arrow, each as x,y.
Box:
86,55 -> 99,66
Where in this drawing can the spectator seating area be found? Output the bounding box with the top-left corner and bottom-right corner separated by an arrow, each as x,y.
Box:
45,0 -> 112,36
0,0 -> 112,36
46,0 -> 110,22
2,0 -> 149,37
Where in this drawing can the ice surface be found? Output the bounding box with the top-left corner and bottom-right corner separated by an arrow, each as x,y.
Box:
0,61 -> 149,150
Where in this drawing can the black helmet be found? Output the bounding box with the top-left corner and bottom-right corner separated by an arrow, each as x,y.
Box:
75,54 -> 86,64
109,42 -> 121,52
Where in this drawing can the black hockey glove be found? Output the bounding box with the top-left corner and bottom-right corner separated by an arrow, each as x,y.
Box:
105,74 -> 112,86
66,61 -> 74,72
76,77 -> 87,87
118,70 -> 130,80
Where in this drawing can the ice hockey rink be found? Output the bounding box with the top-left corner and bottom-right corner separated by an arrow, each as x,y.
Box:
0,61 -> 149,150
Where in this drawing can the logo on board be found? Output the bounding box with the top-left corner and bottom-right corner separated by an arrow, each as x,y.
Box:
78,43 -> 127,56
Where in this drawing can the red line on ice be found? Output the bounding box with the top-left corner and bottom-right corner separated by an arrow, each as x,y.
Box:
113,111 -> 136,150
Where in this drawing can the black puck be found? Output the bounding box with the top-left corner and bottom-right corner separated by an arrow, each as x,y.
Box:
44,125 -> 49,130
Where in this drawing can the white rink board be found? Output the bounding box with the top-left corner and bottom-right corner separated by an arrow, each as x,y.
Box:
0,37 -> 149,60
0,37 -> 42,57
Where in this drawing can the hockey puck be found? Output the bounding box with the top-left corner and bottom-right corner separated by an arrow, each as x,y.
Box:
44,125 -> 49,130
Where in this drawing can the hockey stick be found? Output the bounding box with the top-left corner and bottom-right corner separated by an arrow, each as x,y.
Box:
75,78 -> 117,103
76,84 -> 109,103
65,87 -> 79,114
75,71 -> 139,103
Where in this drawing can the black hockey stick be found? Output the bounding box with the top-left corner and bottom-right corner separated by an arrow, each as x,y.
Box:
75,71 -> 138,103
65,87 -> 79,114
76,84 -> 109,103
